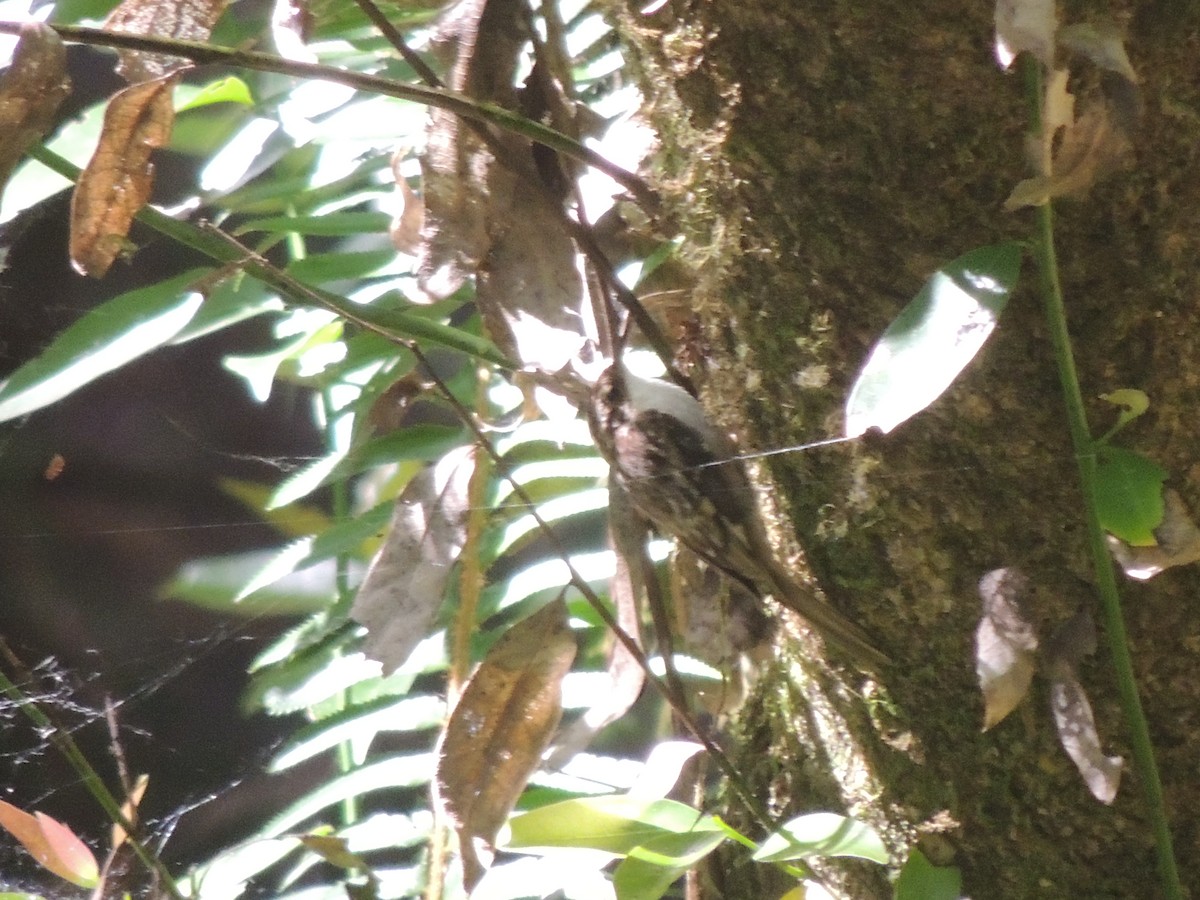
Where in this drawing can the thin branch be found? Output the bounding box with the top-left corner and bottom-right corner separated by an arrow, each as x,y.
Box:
0,21 -> 657,211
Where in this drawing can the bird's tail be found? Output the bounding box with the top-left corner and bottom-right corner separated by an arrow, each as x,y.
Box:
762,562 -> 892,670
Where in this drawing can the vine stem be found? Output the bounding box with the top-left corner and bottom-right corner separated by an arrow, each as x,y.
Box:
1021,56 -> 1182,899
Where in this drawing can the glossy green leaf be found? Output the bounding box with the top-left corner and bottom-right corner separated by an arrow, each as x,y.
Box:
504,796 -> 721,855
0,269 -> 209,423
752,812 -> 888,863
1094,447 -> 1167,547
177,76 -> 255,111
845,243 -> 1022,437
895,848 -> 964,900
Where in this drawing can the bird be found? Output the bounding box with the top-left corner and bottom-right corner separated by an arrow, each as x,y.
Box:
587,363 -> 890,669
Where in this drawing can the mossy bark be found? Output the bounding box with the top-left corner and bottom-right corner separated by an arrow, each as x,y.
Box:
611,2 -> 1200,897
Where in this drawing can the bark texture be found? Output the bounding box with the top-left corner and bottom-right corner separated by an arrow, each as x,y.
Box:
612,1 -> 1200,897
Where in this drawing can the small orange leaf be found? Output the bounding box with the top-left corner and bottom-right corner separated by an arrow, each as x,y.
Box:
0,799 -> 100,888
69,71 -> 181,277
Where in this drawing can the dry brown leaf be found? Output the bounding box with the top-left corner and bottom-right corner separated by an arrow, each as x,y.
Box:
389,152 -> 425,255
435,599 -> 576,890
417,0 -> 586,371
105,0 -> 228,83
975,567 -> 1039,731
1107,488 -> 1200,581
70,72 -> 180,278
1004,99 -> 1130,210
0,23 -> 71,203
352,445 -> 475,674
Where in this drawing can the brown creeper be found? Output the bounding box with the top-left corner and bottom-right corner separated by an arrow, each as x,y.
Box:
588,364 -> 890,669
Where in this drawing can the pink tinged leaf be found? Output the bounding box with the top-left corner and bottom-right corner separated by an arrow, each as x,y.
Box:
975,568 -> 1039,730
435,599 -> 577,890
352,445 -> 475,674
0,800 -> 100,888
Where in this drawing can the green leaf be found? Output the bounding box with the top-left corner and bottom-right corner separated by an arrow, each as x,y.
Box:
1094,447 -> 1167,546
177,76 -> 255,111
285,249 -> 401,284
236,211 -> 392,237
504,796 -> 721,856
752,812 -> 888,864
611,829 -> 728,900
1098,389 -> 1150,441
845,243 -> 1023,437
161,549 -> 345,615
0,269 -> 209,423
270,694 -> 444,771
894,848 -> 963,900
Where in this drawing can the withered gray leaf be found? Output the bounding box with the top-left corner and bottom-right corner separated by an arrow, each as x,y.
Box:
435,599 -> 576,889
352,445 -> 475,674
1045,608 -> 1122,804
976,567 -> 1039,731
1050,673 -> 1123,804
547,483 -> 645,766
0,23 -> 71,204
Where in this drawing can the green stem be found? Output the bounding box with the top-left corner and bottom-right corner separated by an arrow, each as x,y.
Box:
1022,57 -> 1182,899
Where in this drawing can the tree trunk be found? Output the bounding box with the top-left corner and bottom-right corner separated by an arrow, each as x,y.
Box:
612,1 -> 1200,897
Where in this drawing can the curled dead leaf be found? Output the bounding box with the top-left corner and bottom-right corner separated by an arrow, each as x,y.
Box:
976,567 -> 1039,731
1058,22 -> 1138,84
547,483 -> 645,766
0,23 -> 71,202
435,599 -> 576,890
1107,488 -> 1200,580
70,72 -> 181,277
1005,99 -> 1131,210
1049,674 -> 1123,804
352,445 -> 475,673
389,155 -> 425,256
